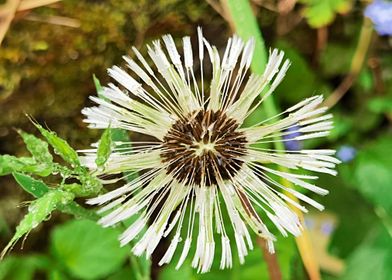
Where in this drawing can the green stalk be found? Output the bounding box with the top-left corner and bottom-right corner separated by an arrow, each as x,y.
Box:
223,0 -> 284,150
224,1 -> 321,279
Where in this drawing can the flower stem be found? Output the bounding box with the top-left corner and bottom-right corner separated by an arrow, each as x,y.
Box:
223,0 -> 321,279
258,238 -> 282,280
322,17 -> 373,108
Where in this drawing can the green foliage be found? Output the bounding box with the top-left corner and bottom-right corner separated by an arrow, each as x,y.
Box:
0,131 -> 55,177
93,74 -> 104,96
1,189 -> 75,259
353,136 -> 392,215
0,155 -> 52,177
12,172 -> 49,198
368,97 -> 392,114
0,76 -> 150,279
34,123 -> 80,167
0,127 -> 105,260
342,226 -> 392,280
0,255 -> 50,280
51,219 -> 129,279
0,220 -> 131,280
95,127 -> 112,168
299,0 -> 353,28
17,130 -> 53,163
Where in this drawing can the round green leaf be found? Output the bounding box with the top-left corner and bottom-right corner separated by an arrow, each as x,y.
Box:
354,136 -> 392,214
51,219 -> 129,279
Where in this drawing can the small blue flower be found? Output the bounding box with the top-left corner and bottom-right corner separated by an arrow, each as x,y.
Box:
283,125 -> 303,151
365,0 -> 392,36
336,145 -> 357,162
320,221 -> 334,236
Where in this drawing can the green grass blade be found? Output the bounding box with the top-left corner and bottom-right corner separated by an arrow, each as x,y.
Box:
225,0 -> 321,279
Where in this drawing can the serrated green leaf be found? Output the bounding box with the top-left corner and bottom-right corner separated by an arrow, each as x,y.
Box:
96,127 -> 112,167
12,172 -> 49,198
1,190 -> 75,259
0,155 -> 52,177
12,173 -> 99,221
51,219 -> 128,280
33,123 -> 80,167
17,130 -> 53,163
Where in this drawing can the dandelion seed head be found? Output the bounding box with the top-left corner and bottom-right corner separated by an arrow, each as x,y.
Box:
161,109 -> 247,186
81,28 -> 338,272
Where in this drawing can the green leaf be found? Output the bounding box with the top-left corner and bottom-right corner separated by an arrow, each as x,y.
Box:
12,172 -> 49,198
33,123 -> 80,167
93,74 -> 104,96
51,219 -> 128,280
357,68 -> 374,92
17,130 -> 53,163
353,136 -> 392,214
368,97 -> 392,114
1,190 -> 75,259
0,255 -> 50,280
0,155 -> 52,177
319,172 -> 377,258
342,226 -> 392,280
96,126 -> 112,167
13,172 -> 99,221
48,269 -> 69,280
107,268 -> 136,280
299,0 -> 353,28
159,259 -> 194,280
58,201 -> 100,221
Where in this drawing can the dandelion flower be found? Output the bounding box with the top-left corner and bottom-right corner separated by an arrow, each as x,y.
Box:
81,28 -> 339,273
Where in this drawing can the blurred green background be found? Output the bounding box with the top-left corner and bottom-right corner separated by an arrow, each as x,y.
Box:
0,0 -> 391,279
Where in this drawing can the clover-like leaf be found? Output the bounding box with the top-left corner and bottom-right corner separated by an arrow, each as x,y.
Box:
51,219 -> 128,279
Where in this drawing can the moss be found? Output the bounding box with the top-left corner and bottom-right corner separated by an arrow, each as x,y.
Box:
0,0 -> 214,154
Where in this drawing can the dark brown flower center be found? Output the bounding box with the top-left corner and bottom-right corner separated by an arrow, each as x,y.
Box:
161,110 -> 247,186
